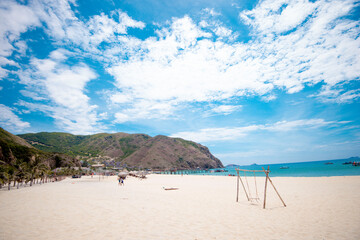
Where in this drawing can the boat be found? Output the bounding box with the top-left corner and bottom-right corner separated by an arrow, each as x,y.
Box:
353,162 -> 360,166
324,162 -> 333,165
342,162 -> 353,165
279,166 -> 289,169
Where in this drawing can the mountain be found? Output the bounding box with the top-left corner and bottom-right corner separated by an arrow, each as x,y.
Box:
225,164 -> 240,168
0,128 -> 79,168
121,135 -> 222,169
0,127 -> 33,148
19,132 -> 223,170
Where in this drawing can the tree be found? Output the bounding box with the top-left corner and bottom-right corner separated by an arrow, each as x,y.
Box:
28,156 -> 48,186
55,155 -> 62,168
6,166 -> 15,190
14,161 -> 30,189
1,159 -> 16,190
0,164 -> 8,189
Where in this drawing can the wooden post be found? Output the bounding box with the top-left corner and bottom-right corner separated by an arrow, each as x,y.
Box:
267,174 -> 286,207
236,172 -> 239,202
236,169 -> 250,201
262,166 -> 269,209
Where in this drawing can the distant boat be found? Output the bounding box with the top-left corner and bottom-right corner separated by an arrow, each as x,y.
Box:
280,166 -> 289,169
353,162 -> 360,166
342,162 -> 353,165
324,162 -> 333,165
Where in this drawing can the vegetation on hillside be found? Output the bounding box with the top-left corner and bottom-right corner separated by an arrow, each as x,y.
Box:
0,128 -> 80,190
18,131 -> 224,170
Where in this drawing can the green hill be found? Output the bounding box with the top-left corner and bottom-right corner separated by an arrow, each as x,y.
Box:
0,128 -> 79,169
19,131 -> 223,170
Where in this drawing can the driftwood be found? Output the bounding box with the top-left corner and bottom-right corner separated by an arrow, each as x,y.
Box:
163,187 -> 179,190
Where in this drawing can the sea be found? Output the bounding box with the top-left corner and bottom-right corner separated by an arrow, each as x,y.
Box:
203,158 -> 360,177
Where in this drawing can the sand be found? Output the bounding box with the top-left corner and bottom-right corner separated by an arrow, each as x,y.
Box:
0,174 -> 359,240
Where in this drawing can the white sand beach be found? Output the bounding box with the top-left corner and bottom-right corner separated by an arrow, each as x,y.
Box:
1,174 -> 359,240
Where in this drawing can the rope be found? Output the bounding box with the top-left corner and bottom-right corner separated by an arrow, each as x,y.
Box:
237,168 -> 261,203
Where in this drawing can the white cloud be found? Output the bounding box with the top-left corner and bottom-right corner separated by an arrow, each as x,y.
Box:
214,26 -> 232,38
171,126 -> 254,142
114,112 -> 130,123
266,119 -> 337,131
18,100 -> 100,135
86,10 -> 145,47
17,50 -> 102,134
171,119 -> 345,142
117,10 -> 146,30
30,1 -> 145,52
0,56 -> 19,67
19,90 -> 46,101
314,85 -> 360,103
202,8 -> 220,17
0,0 -> 40,57
114,99 -> 178,123
107,16 -> 274,120
0,0 -> 41,79
241,0 -> 360,93
0,104 -> 30,132
209,105 -> 242,115
261,94 -> 277,102
240,0 -> 319,34
104,0 -> 360,122
31,0 -> 89,46
0,0 -> 146,62
1,0 -> 359,126
215,150 -> 271,159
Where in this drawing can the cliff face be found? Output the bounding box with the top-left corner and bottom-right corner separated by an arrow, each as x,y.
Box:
19,132 -> 224,170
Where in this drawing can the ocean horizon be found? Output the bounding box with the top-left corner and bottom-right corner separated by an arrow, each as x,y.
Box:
202,158 -> 360,177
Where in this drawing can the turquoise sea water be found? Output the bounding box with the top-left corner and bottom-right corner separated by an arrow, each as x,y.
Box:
204,158 -> 360,177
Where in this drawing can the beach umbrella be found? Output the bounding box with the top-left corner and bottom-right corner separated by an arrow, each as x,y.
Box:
118,171 -> 129,179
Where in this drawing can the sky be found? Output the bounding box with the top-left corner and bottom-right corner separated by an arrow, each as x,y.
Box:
0,0 -> 360,165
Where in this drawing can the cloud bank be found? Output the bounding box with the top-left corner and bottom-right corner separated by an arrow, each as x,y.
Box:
107,0 -> 360,121
0,0 -> 359,133
170,119 -> 348,142
0,104 -> 30,132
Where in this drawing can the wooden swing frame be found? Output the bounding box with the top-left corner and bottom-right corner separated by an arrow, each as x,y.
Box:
235,166 -> 286,209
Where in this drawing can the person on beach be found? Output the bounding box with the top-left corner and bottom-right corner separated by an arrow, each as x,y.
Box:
118,177 -> 124,186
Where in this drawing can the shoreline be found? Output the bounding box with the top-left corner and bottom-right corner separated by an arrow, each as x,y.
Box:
1,175 -> 359,240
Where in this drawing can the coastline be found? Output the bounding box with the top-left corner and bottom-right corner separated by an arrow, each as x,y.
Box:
1,174 -> 359,240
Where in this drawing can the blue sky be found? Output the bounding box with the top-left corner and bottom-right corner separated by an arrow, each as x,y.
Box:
0,0 -> 360,165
